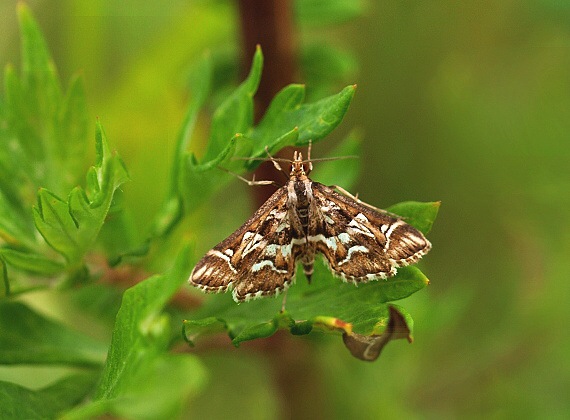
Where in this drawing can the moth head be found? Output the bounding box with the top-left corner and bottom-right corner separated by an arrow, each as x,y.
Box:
291,150 -> 307,176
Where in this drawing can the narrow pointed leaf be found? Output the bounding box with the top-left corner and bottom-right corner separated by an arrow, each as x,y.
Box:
67,247 -> 206,420
203,46 -> 262,162
180,133 -> 240,213
0,258 -> 8,297
0,302 -> 107,365
151,53 -> 214,238
94,245 -> 196,400
0,248 -> 64,275
0,3 -> 89,273
0,188 -> 36,249
0,373 -> 97,420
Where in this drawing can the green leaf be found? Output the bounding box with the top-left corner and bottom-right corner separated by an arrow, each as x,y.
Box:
184,201 -> 436,357
33,121 -> 129,264
0,301 -> 107,366
181,133 -> 240,214
387,201 -> 441,234
1,4 -> 89,201
249,83 -> 357,158
74,245 -> 206,419
166,46 -> 357,244
185,261 -> 428,346
151,53 -> 213,238
59,75 -> 90,179
202,46 -> 262,162
0,258 -> 8,298
0,187 -> 36,250
64,355 -> 207,420
0,248 -> 64,275
177,48 -> 263,215
0,5 -> 89,252
0,373 -> 98,420
97,190 -> 143,265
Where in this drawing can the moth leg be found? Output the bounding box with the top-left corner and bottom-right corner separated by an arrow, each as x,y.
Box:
280,289 -> 288,313
330,184 -> 402,218
264,146 -> 288,175
238,174 -> 277,187
217,165 -> 278,187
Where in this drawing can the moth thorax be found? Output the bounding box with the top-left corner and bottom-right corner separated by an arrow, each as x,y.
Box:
292,179 -> 311,228
293,179 -> 311,207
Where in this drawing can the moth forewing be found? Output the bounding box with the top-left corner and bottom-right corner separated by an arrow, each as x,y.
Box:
189,151 -> 431,302
189,187 -> 302,302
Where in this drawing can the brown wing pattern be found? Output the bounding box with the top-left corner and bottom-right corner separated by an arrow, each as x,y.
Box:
189,187 -> 305,302
311,182 -> 431,283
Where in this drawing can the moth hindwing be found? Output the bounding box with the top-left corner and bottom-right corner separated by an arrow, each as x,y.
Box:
189,150 -> 431,302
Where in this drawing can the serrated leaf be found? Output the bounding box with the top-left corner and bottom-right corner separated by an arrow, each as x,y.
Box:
1,4 -> 89,200
65,246 -> 206,419
0,248 -> 64,275
0,4 -> 89,257
0,301 -> 106,366
33,122 -> 129,264
0,373 -> 98,420
184,201 -> 436,357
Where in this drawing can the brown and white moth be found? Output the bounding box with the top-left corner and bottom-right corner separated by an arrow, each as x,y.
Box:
189,149 -> 431,302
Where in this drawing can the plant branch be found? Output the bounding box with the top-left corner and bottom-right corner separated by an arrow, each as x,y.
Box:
237,0 -> 301,209
237,1 -> 319,417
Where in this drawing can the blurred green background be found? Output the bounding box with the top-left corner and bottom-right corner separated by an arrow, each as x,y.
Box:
2,0 -> 569,417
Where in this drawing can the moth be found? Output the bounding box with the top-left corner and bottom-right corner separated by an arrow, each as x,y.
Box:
189,148 -> 431,303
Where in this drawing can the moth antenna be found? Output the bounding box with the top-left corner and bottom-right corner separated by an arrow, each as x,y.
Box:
307,140 -> 313,174
302,155 -> 359,164
231,156 -> 293,164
